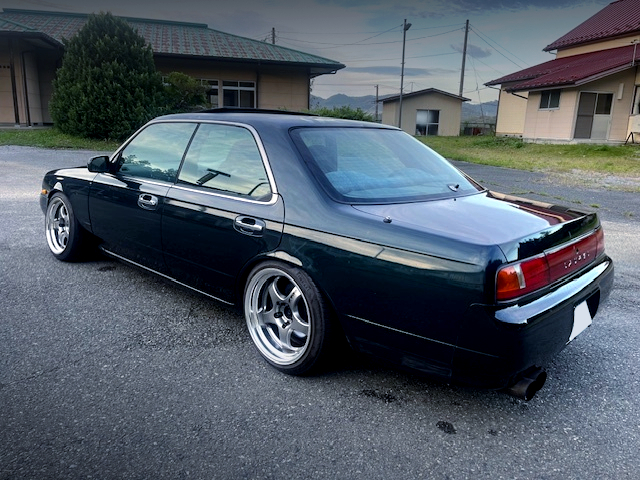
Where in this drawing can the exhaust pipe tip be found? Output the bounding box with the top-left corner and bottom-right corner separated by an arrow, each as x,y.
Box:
505,367 -> 547,401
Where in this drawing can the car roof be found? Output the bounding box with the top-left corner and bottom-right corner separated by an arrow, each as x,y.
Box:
153,109 -> 398,130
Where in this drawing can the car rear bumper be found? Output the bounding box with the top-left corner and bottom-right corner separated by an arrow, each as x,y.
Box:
451,256 -> 614,389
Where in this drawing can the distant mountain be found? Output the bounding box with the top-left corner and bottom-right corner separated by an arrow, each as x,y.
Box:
462,100 -> 497,123
311,94 -> 497,123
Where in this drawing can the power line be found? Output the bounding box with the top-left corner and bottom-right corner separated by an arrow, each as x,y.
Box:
341,51 -> 457,64
278,23 -> 402,48
278,26 -> 463,50
466,54 -> 510,77
279,22 -> 464,35
469,24 -> 528,69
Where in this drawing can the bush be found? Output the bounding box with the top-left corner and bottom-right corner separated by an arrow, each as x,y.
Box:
50,12 -> 164,140
310,105 -> 375,122
162,72 -> 207,113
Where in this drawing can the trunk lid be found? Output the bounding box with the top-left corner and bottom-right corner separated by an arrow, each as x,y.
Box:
352,191 -> 600,262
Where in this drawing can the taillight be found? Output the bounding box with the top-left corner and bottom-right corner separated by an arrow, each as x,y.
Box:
496,228 -> 604,302
496,255 -> 549,301
595,227 -> 605,258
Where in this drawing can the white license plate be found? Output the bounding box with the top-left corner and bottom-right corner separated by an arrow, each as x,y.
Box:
568,300 -> 593,343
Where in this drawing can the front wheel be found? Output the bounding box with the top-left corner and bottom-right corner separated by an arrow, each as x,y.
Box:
244,262 -> 333,375
45,192 -> 86,262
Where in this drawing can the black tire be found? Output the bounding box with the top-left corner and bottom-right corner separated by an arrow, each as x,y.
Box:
244,261 -> 334,375
45,192 -> 86,262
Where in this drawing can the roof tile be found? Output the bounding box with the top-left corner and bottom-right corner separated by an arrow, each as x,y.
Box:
545,0 -> 640,51
0,9 -> 344,69
486,45 -> 639,91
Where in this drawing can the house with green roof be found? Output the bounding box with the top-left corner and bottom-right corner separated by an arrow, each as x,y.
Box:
0,8 -> 345,126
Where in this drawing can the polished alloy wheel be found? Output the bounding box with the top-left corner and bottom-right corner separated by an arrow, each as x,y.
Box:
245,267 -> 312,366
46,196 -> 71,255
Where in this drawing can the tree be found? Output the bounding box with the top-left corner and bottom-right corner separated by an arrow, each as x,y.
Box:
50,12 -> 163,140
309,105 -> 375,122
162,72 -> 207,113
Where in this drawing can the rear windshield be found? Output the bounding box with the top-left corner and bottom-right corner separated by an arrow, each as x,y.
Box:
290,127 -> 481,204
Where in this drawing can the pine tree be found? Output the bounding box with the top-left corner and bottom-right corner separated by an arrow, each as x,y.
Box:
50,12 -> 163,140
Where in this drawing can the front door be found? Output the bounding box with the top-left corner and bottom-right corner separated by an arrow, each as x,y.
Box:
89,121 -> 197,272
574,92 -> 613,140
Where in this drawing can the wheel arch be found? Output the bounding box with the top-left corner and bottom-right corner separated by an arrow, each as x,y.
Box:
234,251 -> 341,322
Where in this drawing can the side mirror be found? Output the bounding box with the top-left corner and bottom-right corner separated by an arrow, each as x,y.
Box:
88,155 -> 110,173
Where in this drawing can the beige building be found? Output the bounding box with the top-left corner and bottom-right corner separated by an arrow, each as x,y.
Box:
487,0 -> 640,143
0,9 -> 344,126
380,88 -> 469,136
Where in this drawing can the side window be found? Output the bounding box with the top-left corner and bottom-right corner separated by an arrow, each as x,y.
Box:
178,123 -> 272,200
539,90 -> 561,109
118,122 -> 197,182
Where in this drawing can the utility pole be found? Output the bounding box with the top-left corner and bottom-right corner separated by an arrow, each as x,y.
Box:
399,19 -> 411,129
375,84 -> 379,122
459,19 -> 469,97
272,27 -> 276,45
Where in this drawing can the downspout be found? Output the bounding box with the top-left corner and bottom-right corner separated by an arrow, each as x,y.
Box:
256,63 -> 260,109
9,39 -> 20,126
21,51 -> 32,127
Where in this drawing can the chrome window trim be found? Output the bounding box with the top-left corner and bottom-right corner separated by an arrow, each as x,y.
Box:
170,182 -> 279,206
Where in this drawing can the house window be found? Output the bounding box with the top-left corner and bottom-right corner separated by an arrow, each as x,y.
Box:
416,110 -> 440,136
222,81 -> 255,108
539,90 -> 561,109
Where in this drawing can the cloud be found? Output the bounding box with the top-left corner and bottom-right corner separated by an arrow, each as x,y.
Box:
326,0 -> 603,14
450,43 -> 492,58
336,0 -> 605,20
345,65 -> 456,76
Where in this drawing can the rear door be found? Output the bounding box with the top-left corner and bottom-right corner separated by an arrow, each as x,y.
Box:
89,122 -> 197,272
162,122 -> 284,302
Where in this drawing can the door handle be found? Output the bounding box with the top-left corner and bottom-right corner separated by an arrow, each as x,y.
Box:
234,216 -> 265,236
138,193 -> 159,210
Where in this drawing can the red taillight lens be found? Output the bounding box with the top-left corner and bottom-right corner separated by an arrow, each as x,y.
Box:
595,227 -> 605,258
496,228 -> 604,302
496,255 -> 549,301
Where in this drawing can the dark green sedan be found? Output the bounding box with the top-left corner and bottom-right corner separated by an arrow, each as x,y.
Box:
40,110 -> 613,400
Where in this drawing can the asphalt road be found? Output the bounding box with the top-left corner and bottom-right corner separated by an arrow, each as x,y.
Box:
1,146 -> 639,479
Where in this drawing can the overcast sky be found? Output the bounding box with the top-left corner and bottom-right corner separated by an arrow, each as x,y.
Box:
4,0 -> 610,103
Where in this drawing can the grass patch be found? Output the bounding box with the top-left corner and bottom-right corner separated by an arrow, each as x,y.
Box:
419,135 -> 640,176
0,128 -> 119,151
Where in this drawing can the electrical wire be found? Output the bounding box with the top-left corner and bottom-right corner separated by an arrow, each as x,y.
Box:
469,24 -> 528,69
342,52 -> 457,64
278,26 -> 463,49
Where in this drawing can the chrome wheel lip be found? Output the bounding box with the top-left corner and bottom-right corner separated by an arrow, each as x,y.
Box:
45,196 -> 70,255
245,267 -> 311,366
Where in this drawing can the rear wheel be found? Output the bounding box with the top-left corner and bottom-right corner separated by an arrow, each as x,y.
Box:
45,192 -> 86,262
244,262 -> 332,375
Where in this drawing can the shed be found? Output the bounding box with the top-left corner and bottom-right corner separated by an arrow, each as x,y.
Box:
380,88 -> 470,136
